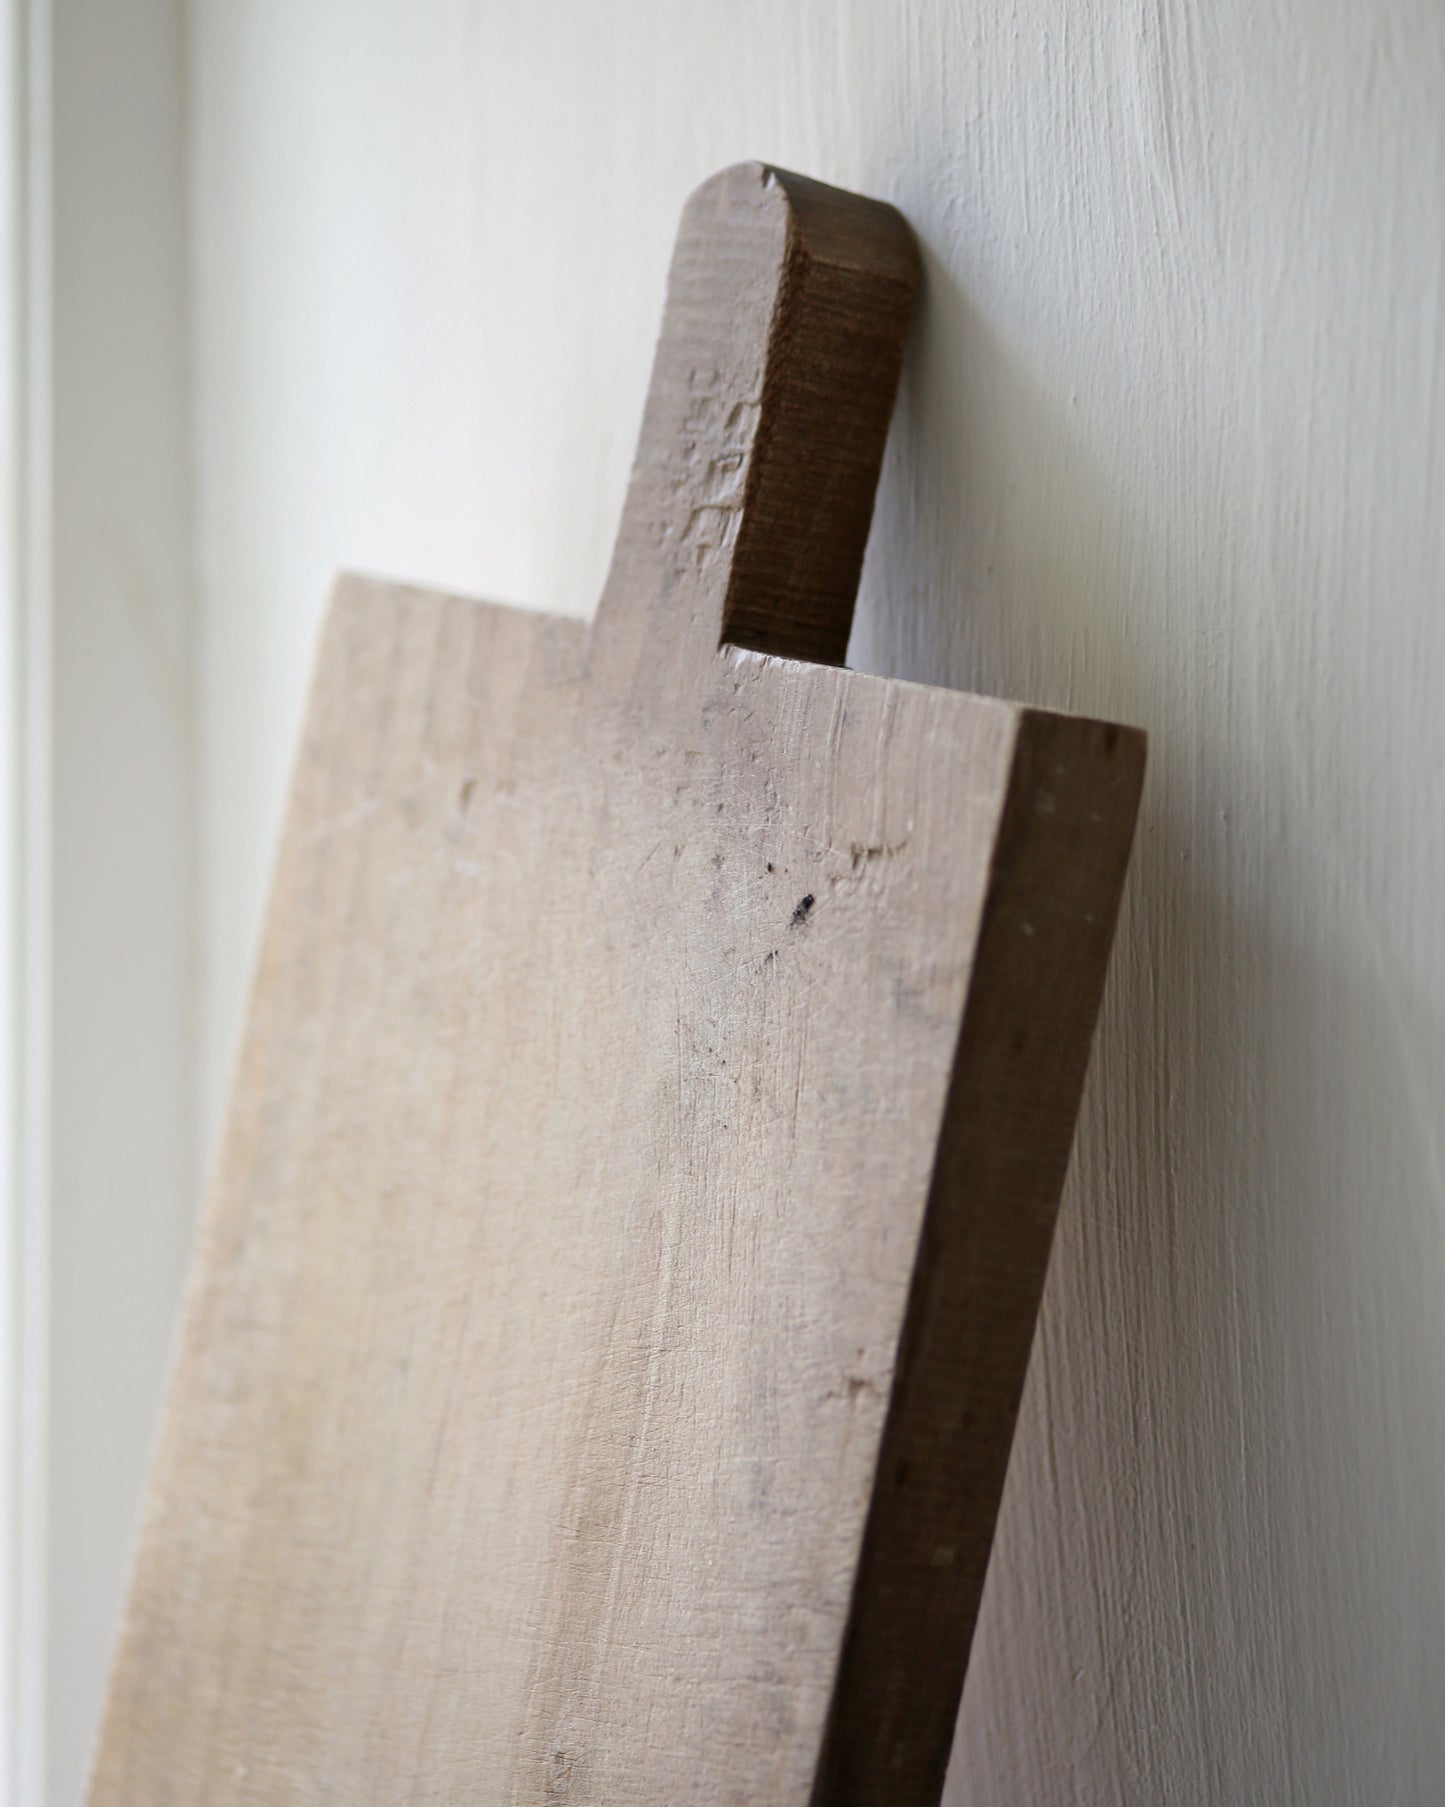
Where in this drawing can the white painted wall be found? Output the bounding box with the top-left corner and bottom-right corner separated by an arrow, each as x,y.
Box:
189,0 -> 1445,1800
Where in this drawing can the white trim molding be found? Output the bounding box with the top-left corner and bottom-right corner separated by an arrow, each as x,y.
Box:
2,0 -> 51,1799
0,3 -> 195,1800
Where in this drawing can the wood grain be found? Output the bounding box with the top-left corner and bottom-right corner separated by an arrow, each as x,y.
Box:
87,162 -> 1144,1805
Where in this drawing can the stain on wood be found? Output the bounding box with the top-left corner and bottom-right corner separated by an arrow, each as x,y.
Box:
87,163 -> 1144,1806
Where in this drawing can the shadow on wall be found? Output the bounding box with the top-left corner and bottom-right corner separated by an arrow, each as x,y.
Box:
852,243 -> 1445,1803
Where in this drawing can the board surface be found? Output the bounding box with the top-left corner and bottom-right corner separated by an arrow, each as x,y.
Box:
89,165 -> 1144,1805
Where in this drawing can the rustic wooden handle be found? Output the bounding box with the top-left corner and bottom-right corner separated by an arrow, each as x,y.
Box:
593,163 -> 918,683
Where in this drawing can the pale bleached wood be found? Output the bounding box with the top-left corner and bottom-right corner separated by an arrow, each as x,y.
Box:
87,163 -> 1144,1805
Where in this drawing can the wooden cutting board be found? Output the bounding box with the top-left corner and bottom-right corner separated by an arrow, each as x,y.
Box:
88,164 -> 1144,1806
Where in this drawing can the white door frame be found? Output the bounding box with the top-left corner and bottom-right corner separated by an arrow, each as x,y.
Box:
0,3 -> 194,1800
1,0 -> 52,1798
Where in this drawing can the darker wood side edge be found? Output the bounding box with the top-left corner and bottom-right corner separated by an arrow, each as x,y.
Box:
810,709 -> 1147,1807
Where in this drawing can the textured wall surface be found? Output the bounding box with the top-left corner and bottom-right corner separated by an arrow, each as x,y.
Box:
185,2 -> 1445,1800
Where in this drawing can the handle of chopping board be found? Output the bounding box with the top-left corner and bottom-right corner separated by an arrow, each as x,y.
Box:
591,162 -> 917,690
